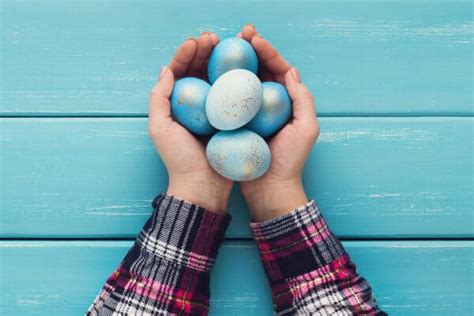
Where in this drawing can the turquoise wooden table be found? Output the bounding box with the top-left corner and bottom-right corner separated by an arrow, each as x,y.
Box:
0,1 -> 473,315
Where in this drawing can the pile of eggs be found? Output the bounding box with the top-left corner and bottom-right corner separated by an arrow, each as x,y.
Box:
170,37 -> 292,181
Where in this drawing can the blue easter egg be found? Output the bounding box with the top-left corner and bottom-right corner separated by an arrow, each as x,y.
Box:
207,37 -> 259,84
247,82 -> 292,137
170,77 -> 216,135
206,128 -> 271,181
206,69 -> 263,131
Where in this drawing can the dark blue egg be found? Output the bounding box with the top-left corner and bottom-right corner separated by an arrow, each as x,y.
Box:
170,77 -> 216,135
207,37 -> 258,84
246,82 -> 292,137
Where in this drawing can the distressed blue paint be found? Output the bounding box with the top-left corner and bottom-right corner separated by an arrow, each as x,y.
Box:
0,0 -> 472,115
0,241 -> 472,315
0,1 -> 472,314
0,118 -> 472,238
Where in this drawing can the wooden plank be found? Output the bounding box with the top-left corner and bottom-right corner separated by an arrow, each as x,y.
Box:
0,241 -> 472,315
0,117 -> 472,238
1,117 -> 472,238
1,0 -> 472,115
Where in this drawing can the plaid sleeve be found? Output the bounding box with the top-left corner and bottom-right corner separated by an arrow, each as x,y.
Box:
250,201 -> 386,315
87,193 -> 231,316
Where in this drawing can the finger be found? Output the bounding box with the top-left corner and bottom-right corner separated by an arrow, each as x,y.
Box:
241,24 -> 258,42
149,66 -> 175,127
188,33 -> 214,77
236,32 -> 243,38
168,38 -> 197,78
209,32 -> 220,46
258,66 -> 274,82
201,32 -> 220,81
251,35 -> 291,83
284,67 -> 317,123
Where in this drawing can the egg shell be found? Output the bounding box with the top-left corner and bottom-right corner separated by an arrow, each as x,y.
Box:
246,82 -> 292,137
207,37 -> 259,84
206,128 -> 271,181
206,69 -> 263,131
170,77 -> 216,135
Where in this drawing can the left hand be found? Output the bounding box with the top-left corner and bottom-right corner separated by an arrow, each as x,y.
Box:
148,33 -> 233,213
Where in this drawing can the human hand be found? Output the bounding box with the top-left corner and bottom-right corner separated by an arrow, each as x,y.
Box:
238,25 -> 320,221
148,33 -> 233,213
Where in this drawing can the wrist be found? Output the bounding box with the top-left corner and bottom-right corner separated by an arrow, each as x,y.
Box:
167,175 -> 232,214
241,177 -> 308,222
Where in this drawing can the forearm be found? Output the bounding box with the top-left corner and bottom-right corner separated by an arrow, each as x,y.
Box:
87,193 -> 230,315
251,201 -> 385,315
242,177 -> 308,221
168,174 -> 231,213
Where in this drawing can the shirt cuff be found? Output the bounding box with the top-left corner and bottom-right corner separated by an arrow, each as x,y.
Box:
135,193 -> 231,272
250,200 -> 345,282
87,193 -> 231,315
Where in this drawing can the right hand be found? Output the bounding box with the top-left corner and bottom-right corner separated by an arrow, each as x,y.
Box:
238,25 -> 320,221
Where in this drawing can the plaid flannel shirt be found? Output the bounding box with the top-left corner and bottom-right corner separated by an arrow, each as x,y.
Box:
88,194 -> 384,315
251,201 -> 385,315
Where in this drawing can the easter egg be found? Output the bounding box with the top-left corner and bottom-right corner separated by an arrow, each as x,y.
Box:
206,69 -> 263,131
206,128 -> 271,181
207,37 -> 259,84
170,77 -> 216,135
246,82 -> 292,137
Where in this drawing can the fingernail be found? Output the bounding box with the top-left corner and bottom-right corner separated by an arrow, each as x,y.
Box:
251,33 -> 261,42
200,31 -> 210,36
237,32 -> 243,38
291,67 -> 301,82
186,37 -> 196,42
159,66 -> 168,80
210,33 -> 220,43
247,23 -> 255,29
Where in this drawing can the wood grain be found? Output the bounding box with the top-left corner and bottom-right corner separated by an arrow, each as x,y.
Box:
1,0 -> 472,115
0,240 -> 472,315
1,1 -> 472,314
1,117 -> 472,238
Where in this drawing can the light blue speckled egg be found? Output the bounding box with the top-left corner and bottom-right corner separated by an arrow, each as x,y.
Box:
207,37 -> 259,84
206,69 -> 263,131
206,128 -> 271,181
246,82 -> 292,137
170,77 -> 216,135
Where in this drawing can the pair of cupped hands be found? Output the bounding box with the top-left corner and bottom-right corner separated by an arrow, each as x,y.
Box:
149,25 -> 319,221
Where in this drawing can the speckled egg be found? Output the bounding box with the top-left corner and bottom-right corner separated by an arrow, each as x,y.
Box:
246,82 -> 292,137
207,37 -> 259,84
206,128 -> 271,181
206,69 -> 263,131
170,77 -> 216,135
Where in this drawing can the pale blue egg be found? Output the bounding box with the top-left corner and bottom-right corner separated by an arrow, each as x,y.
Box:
206,69 -> 263,131
207,37 -> 258,84
170,77 -> 216,135
246,82 -> 292,137
206,128 -> 271,181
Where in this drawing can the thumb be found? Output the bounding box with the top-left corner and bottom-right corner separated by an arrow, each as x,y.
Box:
284,67 -> 317,123
149,66 -> 175,126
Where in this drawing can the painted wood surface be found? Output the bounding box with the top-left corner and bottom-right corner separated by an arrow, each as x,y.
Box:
1,117 -> 472,238
0,241 -> 472,315
1,0 -> 472,116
